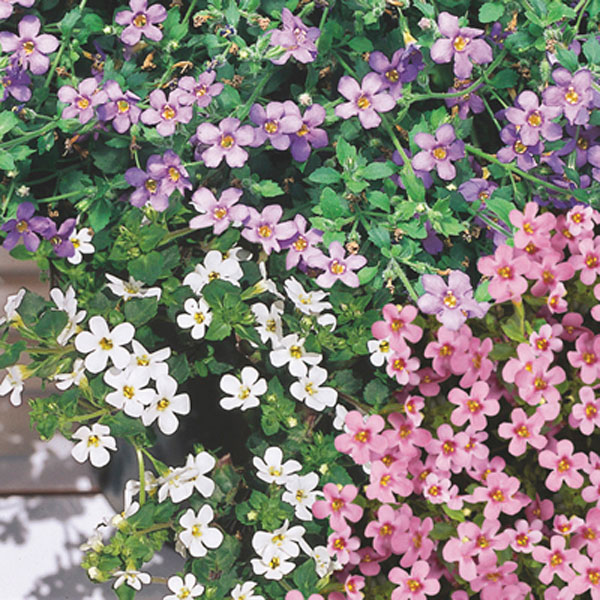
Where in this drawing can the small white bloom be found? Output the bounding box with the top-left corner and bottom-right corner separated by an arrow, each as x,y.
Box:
250,546 -> 295,580
75,316 -> 134,373
127,340 -> 170,380
230,581 -> 265,600
142,375 -> 190,435
157,465 -> 196,504
67,227 -> 95,265
16,185 -> 29,197
312,545 -> 342,578
282,473 -> 321,521
251,301 -> 284,345
124,470 -> 158,509
50,286 -> 87,345
164,573 -> 204,600
109,501 -> 140,528
269,334 -> 322,377
367,337 -> 392,367
0,288 -> 25,326
183,250 -> 244,294
182,451 -> 216,498
0,365 -> 27,406
71,423 -> 116,468
106,273 -> 162,301
252,520 -> 305,558
284,278 -> 332,315
219,366 -> 267,411
176,297 -> 212,339
333,404 -> 350,431
54,358 -> 86,390
104,368 -> 155,418
255,261 -> 285,298
113,570 -> 152,591
290,366 -> 337,412
178,505 -> 223,557
253,446 -> 301,485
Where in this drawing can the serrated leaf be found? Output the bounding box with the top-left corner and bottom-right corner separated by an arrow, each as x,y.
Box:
320,187 -> 347,218
367,190 -> 390,211
361,162 -> 394,180
128,252 -> 163,285
308,167 -> 341,184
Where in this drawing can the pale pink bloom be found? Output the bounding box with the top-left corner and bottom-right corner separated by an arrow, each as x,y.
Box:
356,547 -> 385,576
384,412 -> 431,455
529,252 -> 574,297
529,323 -> 564,357
424,325 -> 471,377
422,472 -> 461,509
366,459 -> 412,502
532,535 -> 580,584
477,244 -> 531,302
459,336 -> 494,387
592,283 -> 600,321
506,518 -> 543,553
561,312 -> 589,342
371,303 -> 423,344
569,553 -> 600,598
567,332 -> 600,384
565,205 -> 598,236
327,526 -> 360,564
552,213 -> 590,253
582,470 -> 600,505
398,515 -> 435,568
364,504 -> 408,555
509,202 -> 555,250
539,439 -> 588,491
448,381 -> 499,430
572,507 -> 600,554
525,493 -> 554,523
502,342 -> 539,383
426,424 -> 470,473
334,411 -> 387,465
469,553 -> 518,596
468,472 -> 526,519
386,340 -> 420,385
312,483 -> 362,530
514,355 -> 565,406
547,282 -> 569,313
498,408 -> 546,456
389,560 -> 440,600
570,236 -> 600,285
344,574 -> 365,600
570,386 -> 600,435
553,514 -> 584,537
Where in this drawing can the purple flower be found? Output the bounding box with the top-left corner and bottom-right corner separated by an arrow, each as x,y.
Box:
115,0 -> 167,46
445,81 -> 484,120
310,241 -> 367,288
543,68 -> 593,126
423,221 -> 444,256
176,71 -> 223,109
0,15 -> 59,75
146,150 -> 191,197
241,205 -> 296,255
280,214 -> 323,270
141,89 -> 192,137
268,8 -> 320,65
0,66 -> 31,102
42,218 -> 76,258
335,73 -> 395,130
1,202 -> 50,252
458,178 -> 498,206
417,271 -> 489,330
368,46 -> 424,99
487,21 -> 509,48
412,124 -> 465,181
505,91 -> 562,146
565,125 -> 600,168
496,125 -> 544,171
391,149 -> 433,189
57,78 -> 107,124
430,12 -> 492,79
249,101 -> 302,150
195,118 -> 255,168
0,0 -> 34,20
96,80 -> 141,133
125,166 -> 170,211
286,101 -> 328,162
189,187 -> 247,235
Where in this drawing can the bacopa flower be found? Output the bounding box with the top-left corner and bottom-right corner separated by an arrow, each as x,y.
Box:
177,71 -> 224,109
42,218 -> 77,258
0,66 -> 31,102
287,102 -> 329,162
177,297 -> 212,340
430,12 -> 492,78
195,117 -> 255,168
241,205 -> 296,255
189,187 -> 246,236
1,201 -> 50,252
253,446 -> 301,485
477,244 -> 531,302
141,89 -> 192,137
96,80 -> 141,133
268,8 -> 320,65
543,67 -> 592,125
115,0 -> 167,45
142,375 -> 190,435
219,366 -> 267,411
250,101 -> 303,151
310,241 -> 367,288
71,423 -> 117,468
538,439 -> 588,492
0,0 -> 34,20
0,15 -> 59,75
505,90 -> 562,146
389,560 -> 440,600
412,124 -> 465,180
368,47 -> 423,99
335,73 -> 395,129
164,574 -> 204,600
178,506 -> 223,557
57,77 -> 107,124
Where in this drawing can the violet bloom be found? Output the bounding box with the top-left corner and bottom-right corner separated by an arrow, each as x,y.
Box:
195,118 -> 255,168
42,218 -> 76,258
369,48 -> 414,99
115,0 -> 167,46
177,71 -> 223,109
543,68 -> 592,126
458,177 -> 498,207
141,89 -> 191,137
505,91 -> 562,146
57,77 -> 107,124
417,271 -> 489,330
423,221 -> 443,255
335,73 -> 395,130
268,7 -> 320,65
0,15 -> 59,75
146,150 -> 191,197
249,101 -> 302,151
412,123 -> 465,180
1,202 -> 50,252
565,124 -> 600,168
125,166 -> 170,211
497,125 -> 544,171
430,12 -> 492,79
0,66 -> 31,102
0,0 -> 34,20
189,187 -> 247,235
311,241 -> 367,288
286,101 -> 328,162
280,214 -> 323,270
241,205 -> 296,255
96,80 -> 141,133
445,82 -> 484,120
391,149 -> 433,189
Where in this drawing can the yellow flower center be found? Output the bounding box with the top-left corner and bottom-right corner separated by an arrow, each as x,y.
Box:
71,237 -> 80,248
380,474 -> 391,487
295,489 -> 305,501
220,135 -> 234,148
330,260 -> 346,275
393,358 -> 405,371
145,178 -> 158,193
162,105 -> 176,120
478,535 -> 490,548
443,441 -> 455,454
517,425 -> 530,438
586,255 -> 598,268
385,69 -> 399,82
572,212 -> 583,223
264,120 -> 278,134
439,344 -> 453,357
297,124 -> 310,136
542,271 -> 554,283
453,36 -> 469,51
16,220 -> 28,233
479,191 -> 489,200
23,40 -> 35,54
289,345 -> 302,359
492,489 -> 505,502
550,552 -> 563,567
357,95 -> 370,109
331,498 -> 343,511
265,319 -> 276,332
87,435 -> 100,447
467,399 -> 480,412
354,430 -> 369,443
514,140 -> 527,154
523,222 -> 534,234
157,398 -> 170,410
534,377 -> 547,390
443,291 -> 457,307
583,352 -> 596,364
269,556 -> 280,569
527,111 -> 542,127
407,579 -> 422,592
99,337 -> 113,350
558,458 -> 570,472
194,312 -> 205,324
565,87 -> 579,104
168,167 -> 180,182
428,485 -> 439,496
77,97 -> 90,109
208,271 -> 220,282
589,570 -> 600,585
195,85 -> 207,97
213,207 -> 227,220
516,533 -> 529,546
497,266 -> 512,279
304,382 -> 314,395
333,538 -> 345,550
117,100 -> 130,113
586,403 -> 597,417
137,354 -> 150,366
133,13 -> 147,27
258,225 -> 272,238
578,137 -> 589,150
238,386 -> 250,400
293,237 -> 308,251
379,340 -> 390,353
123,385 -> 135,399
433,146 -> 447,160
380,524 -> 392,535
191,525 -> 202,537
178,588 -> 191,599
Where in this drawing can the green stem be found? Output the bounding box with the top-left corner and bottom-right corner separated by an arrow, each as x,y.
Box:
0,121 -> 58,151
234,71 -> 271,121
159,226 -> 193,247
136,447 -> 146,506
183,0 -> 199,24
66,408 -> 109,423
135,521 -> 173,536
575,0 -> 591,30
316,7 -> 329,52
36,188 -> 91,204
298,1 -> 315,19
1,180 -> 15,221
381,115 -> 414,177
393,259 -> 419,303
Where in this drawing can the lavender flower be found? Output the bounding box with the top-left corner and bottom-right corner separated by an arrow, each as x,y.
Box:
241,205 -> 296,255
458,178 -> 498,206
125,166 -> 170,211
412,123 -> 465,181
268,8 -> 320,65
189,187 -> 247,235
0,15 -> 59,75
286,101 -> 328,162
57,78 -> 107,124
335,73 -> 395,130
430,12 -> 492,79
565,125 -> 600,168
368,46 -> 423,99
497,125 -> 543,171
195,118 -> 255,168
0,0 -> 34,20
391,149 -> 433,189
418,271 -> 488,330
543,68 -> 593,126
147,150 -> 191,197
141,89 -> 192,137
177,71 -> 223,109
1,202 -> 50,252
505,91 -> 561,146
487,22 -> 509,48
42,218 -> 76,258
96,80 -> 141,133
423,221 -> 444,255
280,214 -> 323,270
445,81 -> 484,120
310,241 -> 367,288
115,0 -> 167,46
0,66 -> 31,102
249,101 -> 302,150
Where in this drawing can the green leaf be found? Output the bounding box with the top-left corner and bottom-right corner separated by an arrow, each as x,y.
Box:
33,311 -> 68,339
0,149 -> 15,171
583,38 -> 600,65
361,162 -> 394,180
0,111 -> 20,139
348,37 -> 373,52
253,179 -> 284,197
128,252 -> 163,285
479,1 -> 504,22
123,298 -> 158,327
336,137 -> 357,169
402,168 -> 426,202
491,68 -> 518,89
320,187 -> 348,218
18,291 -> 47,327
101,412 -> 146,437
363,378 -> 390,405
368,226 -> 391,248
205,317 -> 232,341
59,8 -> 81,33
357,266 -> 378,285
442,504 -> 465,522
139,224 -> 167,252
225,0 -> 241,26
367,191 -> 390,212
555,47 -> 578,72
0,341 -> 26,369
82,12 -> 104,32
486,193 -> 516,226
308,167 -> 341,184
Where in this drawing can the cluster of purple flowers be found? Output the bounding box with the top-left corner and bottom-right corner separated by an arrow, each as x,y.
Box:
268,7 -> 320,65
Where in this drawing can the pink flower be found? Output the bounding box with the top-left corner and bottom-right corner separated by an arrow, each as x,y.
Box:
384,412 -> 431,455
356,547 -> 385,576
561,312 -> 589,342
554,514 -> 584,537
469,554 -> 518,597
509,203 -> 555,250
529,323 -> 564,357
372,304 -> 423,344
422,472 -> 461,509
334,411 -> 386,465
531,535 -> 580,584
195,117 -> 255,168
397,513 -> 435,568
469,472 -> 526,519
565,205 -> 598,236
459,336 -> 494,387
538,439 -> 588,492
364,504 -> 408,555
141,89 -> 192,136
506,518 -> 543,553
582,470 -> 600,505
424,325 -> 471,377
570,386 -> 600,435
189,187 -> 247,235
448,381 -> 499,430
477,245 -> 531,302
569,236 -> 600,285
569,553 -> 600,598
327,526 -> 360,564
366,459 -> 412,502
286,593 -> 324,600
386,340 -> 421,385
312,483 -> 363,530
567,332 -> 600,384
241,205 -> 296,255
497,408 -> 546,456
344,574 -> 365,600
57,77 -> 107,124
389,560 -> 440,600
547,282 -> 568,313
426,424 -> 470,473
525,493 -> 554,523
310,241 -> 367,288
529,252 -> 574,296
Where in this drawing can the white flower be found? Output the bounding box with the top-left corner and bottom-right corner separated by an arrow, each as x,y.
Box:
71,423 -> 117,468
312,545 -> 342,578
182,451 -> 216,498
252,520 -> 305,558
219,366 -> 267,411
164,573 -> 204,600
183,250 -> 244,294
290,366 -> 337,412
255,261 -> 284,299
230,581 -> 265,600
106,273 -> 162,301
67,227 -> 94,265
281,473 -> 320,521
269,334 -> 322,377
124,470 -> 158,509
127,340 -> 170,380
253,446 -> 301,485
104,368 -> 155,418
54,358 -> 86,390
158,465 -> 196,504
250,546 -> 295,580
108,501 -> 140,528
0,365 -> 27,406
367,337 -> 392,367
113,570 -> 152,591
50,286 -> 87,345
284,278 -> 332,315
142,375 -> 190,435
75,316 -> 134,373
178,506 -> 223,557
176,297 -> 212,339
333,404 -> 350,431
0,288 -> 25,326
227,245 -> 253,261
251,301 -> 284,345
16,185 -> 29,197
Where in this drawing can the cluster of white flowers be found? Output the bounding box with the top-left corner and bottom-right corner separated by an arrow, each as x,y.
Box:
0,290 -> 28,406
157,451 -> 216,504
